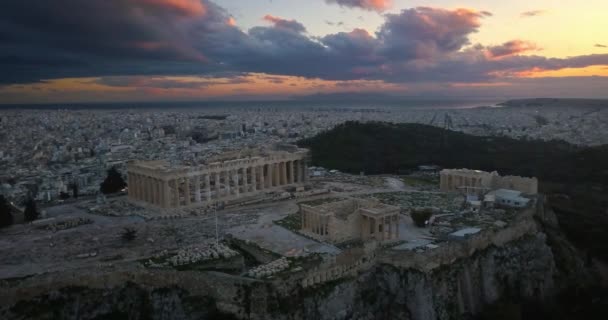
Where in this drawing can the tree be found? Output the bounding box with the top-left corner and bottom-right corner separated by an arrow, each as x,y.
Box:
100,167 -> 127,194
0,195 -> 13,228
69,182 -> 79,198
24,198 -> 39,222
411,208 -> 433,228
121,227 -> 138,242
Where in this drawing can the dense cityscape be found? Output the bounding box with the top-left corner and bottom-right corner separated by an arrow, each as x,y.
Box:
2,100 -> 607,206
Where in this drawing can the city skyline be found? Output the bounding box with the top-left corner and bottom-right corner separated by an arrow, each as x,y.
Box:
1,0 -> 608,104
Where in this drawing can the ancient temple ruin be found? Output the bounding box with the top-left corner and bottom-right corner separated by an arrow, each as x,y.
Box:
127,145 -> 309,208
439,168 -> 538,195
299,198 -> 400,244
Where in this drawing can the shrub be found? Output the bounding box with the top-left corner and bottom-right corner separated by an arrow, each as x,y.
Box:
411,208 -> 433,228
121,227 -> 138,242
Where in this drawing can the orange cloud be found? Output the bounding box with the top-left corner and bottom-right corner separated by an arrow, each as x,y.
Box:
262,15 -> 306,32
137,0 -> 206,16
450,82 -> 511,88
365,0 -> 391,11
325,0 -> 392,12
486,40 -> 539,59
263,15 -> 281,24
227,17 -> 237,27
0,74 -> 405,103
514,65 -> 608,78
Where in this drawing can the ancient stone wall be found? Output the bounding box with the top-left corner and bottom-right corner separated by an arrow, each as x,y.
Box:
494,175 -> 538,195
379,207 -> 539,272
328,211 -> 362,243
440,169 -> 538,195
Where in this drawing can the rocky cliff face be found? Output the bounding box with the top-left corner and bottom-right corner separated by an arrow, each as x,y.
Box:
1,234 -> 557,320
296,234 -> 555,320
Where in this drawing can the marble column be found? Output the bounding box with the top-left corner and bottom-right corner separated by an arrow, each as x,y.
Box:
153,178 -> 157,205
289,161 -> 295,184
242,168 -> 248,193
205,174 -> 211,202
271,163 -> 278,187
143,176 -> 149,203
138,175 -> 144,202
277,162 -> 283,186
251,166 -> 257,192
302,159 -> 308,182
293,160 -> 302,183
194,175 -> 201,203
153,179 -> 160,206
281,162 -> 288,185
129,174 -> 136,199
395,215 -> 400,239
138,175 -> 144,201
214,172 -> 220,199
174,179 -> 181,207
233,170 -> 240,197
149,178 -> 154,205
258,165 -> 265,190
266,164 -> 273,188
224,171 -> 230,197
153,178 -> 158,205
149,178 -> 155,205
163,180 -> 170,208
184,178 -> 191,206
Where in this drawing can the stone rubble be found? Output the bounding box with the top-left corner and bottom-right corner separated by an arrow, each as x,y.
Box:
146,243 -> 239,268
42,217 -> 93,232
246,257 -> 291,279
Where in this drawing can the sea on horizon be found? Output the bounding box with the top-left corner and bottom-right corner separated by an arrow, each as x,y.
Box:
0,99 -> 504,111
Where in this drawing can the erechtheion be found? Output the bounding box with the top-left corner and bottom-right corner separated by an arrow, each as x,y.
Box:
300,198 -> 400,244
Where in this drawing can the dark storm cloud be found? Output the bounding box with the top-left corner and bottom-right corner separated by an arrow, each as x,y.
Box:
1,1 -> 607,86
0,0 -> 222,83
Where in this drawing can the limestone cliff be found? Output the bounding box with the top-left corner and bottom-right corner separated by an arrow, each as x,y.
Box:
0,205 -> 578,320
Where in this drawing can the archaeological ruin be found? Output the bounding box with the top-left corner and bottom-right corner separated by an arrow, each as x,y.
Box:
127,145 -> 309,208
439,168 -> 538,195
300,198 -> 400,244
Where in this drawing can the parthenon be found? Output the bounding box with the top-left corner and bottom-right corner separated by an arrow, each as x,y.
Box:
127,145 -> 309,208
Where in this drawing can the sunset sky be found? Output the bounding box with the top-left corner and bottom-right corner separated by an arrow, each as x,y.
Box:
1,0 -> 608,104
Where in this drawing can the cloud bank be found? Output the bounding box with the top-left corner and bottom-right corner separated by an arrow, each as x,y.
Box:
0,0 -> 607,90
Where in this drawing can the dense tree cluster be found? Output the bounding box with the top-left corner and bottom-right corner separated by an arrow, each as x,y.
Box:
100,167 -> 127,195
0,195 -> 13,228
24,198 -> 39,222
298,121 -> 608,186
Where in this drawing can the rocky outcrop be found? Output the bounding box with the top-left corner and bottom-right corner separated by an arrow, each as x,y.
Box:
297,234 -> 555,320
1,234 -> 555,320
1,205 -> 561,320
